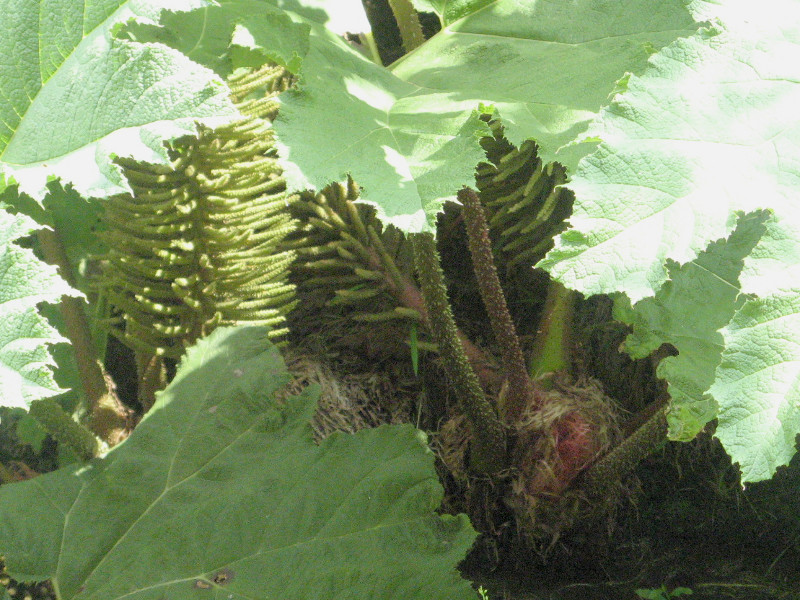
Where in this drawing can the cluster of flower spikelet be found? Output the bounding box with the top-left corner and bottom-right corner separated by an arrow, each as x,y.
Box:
476,117 -> 572,270
98,64 -> 298,359
282,118 -> 573,332
96,61 -> 572,370
284,178 -> 423,325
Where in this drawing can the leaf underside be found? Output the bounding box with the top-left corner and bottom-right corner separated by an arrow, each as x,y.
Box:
154,0 -> 700,233
0,210 -> 75,408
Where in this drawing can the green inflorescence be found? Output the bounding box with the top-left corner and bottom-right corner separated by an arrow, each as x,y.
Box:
282,117 -> 572,353
476,117 -> 572,271
97,64 -> 299,359
284,179 -> 422,326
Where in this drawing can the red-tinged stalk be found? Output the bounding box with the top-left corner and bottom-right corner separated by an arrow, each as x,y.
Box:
412,231 -> 507,475
458,187 -> 537,422
37,227 -> 130,447
373,245 -> 503,393
458,186 -> 613,500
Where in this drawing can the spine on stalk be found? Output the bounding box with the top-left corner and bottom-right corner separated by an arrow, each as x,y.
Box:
412,232 -> 507,475
459,187 -> 537,422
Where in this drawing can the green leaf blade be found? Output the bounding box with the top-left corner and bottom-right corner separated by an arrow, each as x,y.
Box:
540,4 -> 800,481
540,12 -> 799,300
0,326 -> 477,599
393,0 -> 699,167
0,209 -> 76,409
410,0 -> 494,25
0,0 -> 238,202
275,20 -> 492,233
615,211 -> 767,441
709,212 -> 800,482
273,0 -> 699,234
711,291 -> 800,483
270,0 -> 370,35
137,0 -> 313,77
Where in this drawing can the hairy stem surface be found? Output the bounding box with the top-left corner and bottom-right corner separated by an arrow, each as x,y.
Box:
581,399 -> 669,499
459,187 -> 535,422
412,232 -> 506,474
37,227 -> 129,444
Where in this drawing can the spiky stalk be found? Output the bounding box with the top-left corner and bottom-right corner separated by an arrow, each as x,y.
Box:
287,183 -> 504,393
459,187 -> 536,422
412,231 -> 506,475
581,400 -> 668,499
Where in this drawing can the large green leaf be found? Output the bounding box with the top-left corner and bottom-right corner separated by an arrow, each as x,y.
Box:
710,212 -> 800,482
0,210 -> 75,409
392,0 -> 699,169
276,17 -> 493,233
0,0 -> 238,202
123,1 -> 312,78
157,0 -> 698,233
540,4 -> 799,301
615,211 -> 766,441
710,289 -> 800,483
541,2 -> 800,480
288,0 -> 698,231
0,326 -> 477,599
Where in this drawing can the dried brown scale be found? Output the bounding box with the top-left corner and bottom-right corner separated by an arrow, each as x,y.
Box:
279,348 -> 416,441
434,373 -> 625,558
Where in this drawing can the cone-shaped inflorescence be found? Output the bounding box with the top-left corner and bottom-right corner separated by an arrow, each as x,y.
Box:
476,117 -> 572,270
284,185 -> 508,394
98,64 -> 299,359
285,116 -> 572,332
284,181 -> 424,326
